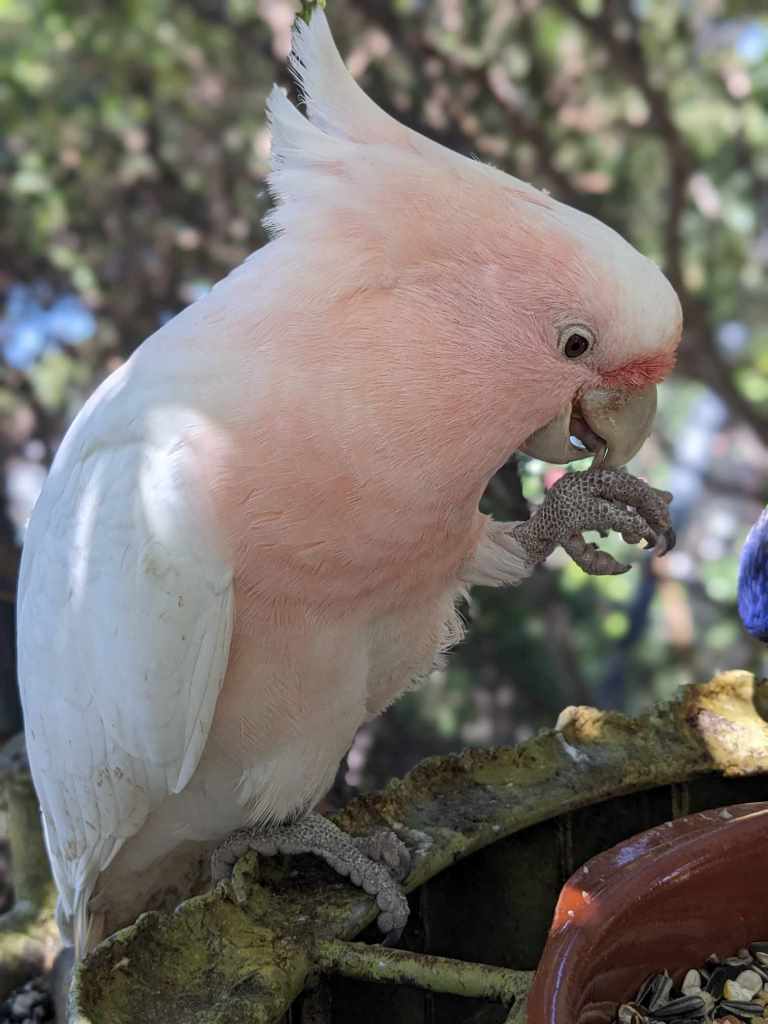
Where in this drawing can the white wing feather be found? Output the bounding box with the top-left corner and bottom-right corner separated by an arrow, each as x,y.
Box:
17,386 -> 234,949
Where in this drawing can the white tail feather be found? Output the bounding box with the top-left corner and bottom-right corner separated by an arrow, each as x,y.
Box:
73,891 -> 91,958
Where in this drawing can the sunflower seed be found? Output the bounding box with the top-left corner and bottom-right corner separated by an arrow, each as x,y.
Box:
718,1000 -> 763,1019
735,972 -> 762,999
649,974 -> 675,1011
654,996 -> 706,1019
619,1002 -> 650,1024
708,968 -> 729,998
724,982 -> 752,1002
637,976 -> 660,1008
698,992 -> 715,1013
683,972 -> 703,995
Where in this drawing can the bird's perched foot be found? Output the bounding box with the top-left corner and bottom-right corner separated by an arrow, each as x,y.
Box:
513,468 -> 675,576
353,829 -> 411,882
210,813 -> 411,935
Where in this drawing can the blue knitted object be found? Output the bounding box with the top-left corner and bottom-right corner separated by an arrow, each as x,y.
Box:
738,508 -> 768,642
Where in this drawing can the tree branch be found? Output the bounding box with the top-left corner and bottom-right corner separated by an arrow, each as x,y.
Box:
315,939 -> 533,1004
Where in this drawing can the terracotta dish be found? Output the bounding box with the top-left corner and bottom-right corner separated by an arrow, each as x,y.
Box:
527,801 -> 768,1024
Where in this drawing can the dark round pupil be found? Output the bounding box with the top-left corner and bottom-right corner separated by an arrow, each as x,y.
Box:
565,333 -> 589,358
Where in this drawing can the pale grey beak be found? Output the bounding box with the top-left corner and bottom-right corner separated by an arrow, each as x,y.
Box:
520,384 -> 657,469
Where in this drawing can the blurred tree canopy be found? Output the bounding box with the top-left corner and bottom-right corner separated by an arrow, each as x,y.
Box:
1,0 -> 767,789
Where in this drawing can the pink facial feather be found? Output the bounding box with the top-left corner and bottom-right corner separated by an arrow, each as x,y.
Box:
600,346 -> 679,390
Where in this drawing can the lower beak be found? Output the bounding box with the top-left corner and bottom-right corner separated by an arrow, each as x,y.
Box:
520,384 -> 657,469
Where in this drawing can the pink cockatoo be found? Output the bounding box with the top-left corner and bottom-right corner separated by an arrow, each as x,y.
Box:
17,11 -> 680,959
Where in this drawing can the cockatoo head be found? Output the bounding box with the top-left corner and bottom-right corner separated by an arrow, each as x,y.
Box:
266,12 -> 682,471
510,195 -> 682,468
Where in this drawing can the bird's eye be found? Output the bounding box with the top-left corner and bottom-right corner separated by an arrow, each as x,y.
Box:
564,333 -> 590,358
558,325 -> 595,359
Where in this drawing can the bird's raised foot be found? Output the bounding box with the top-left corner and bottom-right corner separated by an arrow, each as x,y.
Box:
512,468 -> 675,576
210,813 -> 410,936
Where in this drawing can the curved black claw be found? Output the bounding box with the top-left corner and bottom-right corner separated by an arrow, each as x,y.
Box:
656,527 -> 676,556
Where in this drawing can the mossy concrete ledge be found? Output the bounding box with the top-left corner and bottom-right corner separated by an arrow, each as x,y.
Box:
71,671 -> 768,1023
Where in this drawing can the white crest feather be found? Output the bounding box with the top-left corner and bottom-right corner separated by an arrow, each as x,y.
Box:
288,12 -> 407,146
265,11 -> 551,244
265,11 -> 468,240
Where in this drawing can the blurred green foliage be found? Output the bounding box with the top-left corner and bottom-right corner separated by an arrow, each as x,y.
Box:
1,0 -> 767,789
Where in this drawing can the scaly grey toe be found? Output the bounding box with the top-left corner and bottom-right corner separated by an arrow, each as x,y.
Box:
354,829 -> 411,882
210,813 -> 410,935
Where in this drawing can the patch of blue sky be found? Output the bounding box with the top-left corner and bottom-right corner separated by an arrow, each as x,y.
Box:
0,284 -> 95,369
737,21 -> 768,64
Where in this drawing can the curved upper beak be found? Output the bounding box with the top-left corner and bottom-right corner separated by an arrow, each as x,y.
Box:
520,384 -> 657,469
